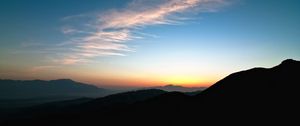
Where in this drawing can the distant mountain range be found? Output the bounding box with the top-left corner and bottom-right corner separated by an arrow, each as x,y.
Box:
0,79 -> 204,100
146,84 -> 206,92
1,59 -> 299,125
0,79 -> 112,99
0,78 -> 204,109
0,79 -> 117,109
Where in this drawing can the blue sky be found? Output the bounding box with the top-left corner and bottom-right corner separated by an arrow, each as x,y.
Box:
0,0 -> 300,88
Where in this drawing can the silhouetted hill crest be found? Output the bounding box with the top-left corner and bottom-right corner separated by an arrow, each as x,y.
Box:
84,89 -> 167,107
198,59 -> 300,102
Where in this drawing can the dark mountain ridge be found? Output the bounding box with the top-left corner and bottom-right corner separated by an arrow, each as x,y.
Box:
199,59 -> 300,100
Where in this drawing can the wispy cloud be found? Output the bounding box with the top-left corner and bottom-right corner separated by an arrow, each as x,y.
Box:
58,0 -> 225,65
61,26 -> 78,34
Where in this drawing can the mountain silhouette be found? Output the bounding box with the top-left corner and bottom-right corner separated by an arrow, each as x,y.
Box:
146,84 -> 206,92
84,89 -> 166,107
22,89 -> 167,113
1,59 -> 299,125
0,89 -> 168,124
199,59 -> 300,101
0,79 -> 111,99
0,79 -> 115,110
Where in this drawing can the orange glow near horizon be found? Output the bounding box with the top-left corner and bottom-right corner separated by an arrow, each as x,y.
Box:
76,74 -> 215,88
162,76 -> 212,87
0,59 -> 223,88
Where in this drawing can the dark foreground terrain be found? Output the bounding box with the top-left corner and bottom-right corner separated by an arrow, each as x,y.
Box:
1,59 -> 299,125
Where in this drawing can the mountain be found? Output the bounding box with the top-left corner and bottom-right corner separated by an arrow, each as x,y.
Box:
147,84 -> 206,92
199,59 -> 300,101
0,89 -> 168,123
1,59 -> 299,125
28,89 -> 166,111
193,59 -> 300,122
0,79 -> 115,109
84,89 -> 167,108
0,79 -> 111,99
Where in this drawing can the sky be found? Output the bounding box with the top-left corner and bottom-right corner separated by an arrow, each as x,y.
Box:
0,0 -> 300,88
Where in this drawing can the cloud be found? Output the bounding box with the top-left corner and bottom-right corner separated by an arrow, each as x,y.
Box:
59,0 -> 225,65
61,26 -> 78,34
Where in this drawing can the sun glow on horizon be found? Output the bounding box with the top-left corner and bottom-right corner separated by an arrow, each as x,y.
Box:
72,73 -> 215,88
161,75 -> 214,87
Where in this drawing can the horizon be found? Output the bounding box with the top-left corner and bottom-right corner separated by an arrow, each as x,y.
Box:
0,58 -> 296,90
0,78 -> 208,89
1,0 -> 300,88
